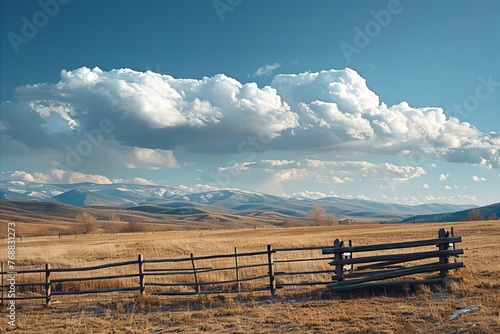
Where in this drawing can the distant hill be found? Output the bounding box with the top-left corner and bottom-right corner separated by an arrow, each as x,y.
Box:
401,202 -> 500,223
0,180 -> 477,221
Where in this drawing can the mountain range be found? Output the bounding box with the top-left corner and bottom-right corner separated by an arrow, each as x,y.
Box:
401,202 -> 500,223
0,181 -> 478,221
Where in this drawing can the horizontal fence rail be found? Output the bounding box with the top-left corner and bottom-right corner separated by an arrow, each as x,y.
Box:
0,228 -> 464,307
322,228 -> 464,291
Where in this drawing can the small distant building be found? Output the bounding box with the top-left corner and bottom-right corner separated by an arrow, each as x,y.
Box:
339,219 -> 349,225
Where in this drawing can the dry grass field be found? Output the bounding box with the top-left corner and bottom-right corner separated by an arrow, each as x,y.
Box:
2,220 -> 500,333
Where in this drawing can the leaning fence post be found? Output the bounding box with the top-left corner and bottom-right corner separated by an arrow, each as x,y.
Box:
267,245 -> 275,296
45,264 -> 51,308
234,247 -> 241,294
138,255 -> 145,294
190,253 -> 199,294
333,239 -> 344,281
438,228 -> 450,278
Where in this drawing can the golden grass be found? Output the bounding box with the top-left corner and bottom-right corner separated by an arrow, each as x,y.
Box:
2,221 -> 500,333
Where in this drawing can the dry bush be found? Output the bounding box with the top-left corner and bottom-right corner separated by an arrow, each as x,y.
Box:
282,218 -> 307,227
121,221 -> 148,233
76,212 -> 98,234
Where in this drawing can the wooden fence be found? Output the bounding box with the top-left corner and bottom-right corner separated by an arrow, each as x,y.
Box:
1,228 -> 463,307
322,228 -> 464,291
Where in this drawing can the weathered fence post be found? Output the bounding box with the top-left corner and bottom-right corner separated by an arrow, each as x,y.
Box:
450,227 -> 456,249
450,227 -> 459,267
267,245 -> 276,296
45,264 -> 51,308
348,240 -> 354,272
138,254 -> 145,294
438,228 -> 450,278
1,262 -> 4,306
234,247 -> 240,293
333,239 -> 344,281
190,253 -> 199,294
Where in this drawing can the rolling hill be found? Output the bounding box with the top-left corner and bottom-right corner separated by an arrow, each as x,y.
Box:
0,180 -> 477,221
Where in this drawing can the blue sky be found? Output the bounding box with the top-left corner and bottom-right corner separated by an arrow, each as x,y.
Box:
1,0 -> 499,206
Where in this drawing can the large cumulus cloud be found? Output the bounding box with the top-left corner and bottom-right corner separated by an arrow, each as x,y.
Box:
1,67 -> 498,168
7,67 -> 298,152
271,69 -> 499,167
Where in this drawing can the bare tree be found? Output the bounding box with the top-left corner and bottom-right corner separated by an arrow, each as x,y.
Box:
109,214 -> 121,222
76,212 -> 98,234
462,209 -> 482,221
308,204 -> 326,225
326,214 -> 338,226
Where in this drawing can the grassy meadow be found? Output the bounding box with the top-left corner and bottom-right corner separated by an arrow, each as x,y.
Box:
1,221 -> 499,333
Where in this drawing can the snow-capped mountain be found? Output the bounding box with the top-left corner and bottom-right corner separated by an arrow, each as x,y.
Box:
0,181 -> 477,220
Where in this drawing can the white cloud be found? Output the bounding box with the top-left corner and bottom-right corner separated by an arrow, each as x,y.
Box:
4,67 -> 299,156
424,195 -> 446,202
2,67 -> 498,169
10,169 -> 112,184
290,190 -> 336,199
457,195 -> 479,202
253,63 -> 281,77
332,176 -> 344,183
357,194 -> 372,201
421,183 -> 429,189
315,175 -> 354,184
260,159 -> 297,166
439,173 -> 450,181
112,177 -> 156,185
210,158 -> 427,194
178,185 -> 193,192
445,185 -> 452,190
472,175 -> 487,181
193,183 -> 220,192
214,159 -> 427,188
274,168 -> 307,181
303,159 -> 426,181
124,148 -> 180,170
423,194 -> 479,204
271,68 -> 499,167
